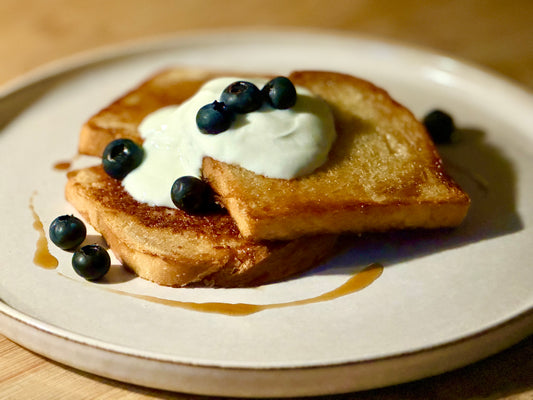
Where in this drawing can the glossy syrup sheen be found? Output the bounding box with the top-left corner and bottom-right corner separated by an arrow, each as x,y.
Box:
52,154 -> 80,172
53,161 -> 71,170
108,263 -> 384,316
30,194 -> 58,269
30,194 -> 382,315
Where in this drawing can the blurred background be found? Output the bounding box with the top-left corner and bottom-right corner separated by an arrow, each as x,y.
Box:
1,0 -> 532,399
1,0 -> 532,89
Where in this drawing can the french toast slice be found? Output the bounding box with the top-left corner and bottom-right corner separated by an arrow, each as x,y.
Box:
79,68 -> 469,242
65,166 -> 338,287
203,71 -> 470,240
78,68 -> 222,157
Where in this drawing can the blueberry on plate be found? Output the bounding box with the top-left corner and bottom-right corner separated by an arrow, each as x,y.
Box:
171,176 -> 214,214
72,244 -> 110,281
102,138 -> 144,180
423,109 -> 455,144
220,81 -> 263,113
49,215 -> 87,250
262,76 -> 297,109
196,101 -> 234,134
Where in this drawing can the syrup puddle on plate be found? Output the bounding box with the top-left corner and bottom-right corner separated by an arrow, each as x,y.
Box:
107,263 -> 384,316
30,194 -> 383,316
29,193 -> 58,269
53,161 -> 72,171
52,154 -> 80,172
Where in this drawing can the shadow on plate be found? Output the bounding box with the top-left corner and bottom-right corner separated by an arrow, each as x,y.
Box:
2,68 -> 522,282
0,80 -> 55,132
0,50 -> 151,132
98,264 -> 137,285
318,126 -> 523,273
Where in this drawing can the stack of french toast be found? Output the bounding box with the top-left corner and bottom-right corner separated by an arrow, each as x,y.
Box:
65,69 -> 470,287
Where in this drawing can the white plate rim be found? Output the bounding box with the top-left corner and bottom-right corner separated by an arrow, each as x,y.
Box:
1,28 -> 532,397
2,27 -> 532,100
1,296 -> 532,397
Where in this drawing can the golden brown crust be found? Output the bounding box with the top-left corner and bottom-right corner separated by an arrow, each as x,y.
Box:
78,68 -> 219,156
203,70 -> 470,239
78,68 -> 264,157
72,67 -> 470,286
65,166 -> 337,287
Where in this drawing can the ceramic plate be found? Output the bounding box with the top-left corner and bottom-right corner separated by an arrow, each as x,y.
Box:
1,30 -> 532,397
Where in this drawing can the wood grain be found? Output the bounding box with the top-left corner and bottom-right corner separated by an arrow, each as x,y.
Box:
1,0 -> 532,90
1,0 -> 532,398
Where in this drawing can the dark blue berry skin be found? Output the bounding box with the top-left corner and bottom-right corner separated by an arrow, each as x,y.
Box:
262,77 -> 297,109
102,139 -> 144,180
49,215 -> 87,250
72,244 -> 110,281
171,176 -> 215,214
220,81 -> 263,113
196,101 -> 234,134
423,109 -> 455,144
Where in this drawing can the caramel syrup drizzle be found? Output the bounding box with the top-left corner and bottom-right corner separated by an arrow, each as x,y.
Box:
30,195 -> 383,316
52,161 -> 72,171
108,263 -> 384,316
52,154 -> 80,172
29,193 -> 58,269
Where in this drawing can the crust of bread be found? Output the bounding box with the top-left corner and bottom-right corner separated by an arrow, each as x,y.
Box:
79,69 -> 469,241
65,166 -> 338,287
72,68 -> 470,285
79,69 -> 220,156
202,71 -> 470,239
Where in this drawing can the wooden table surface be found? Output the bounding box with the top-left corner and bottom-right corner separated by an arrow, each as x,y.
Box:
1,1 -> 532,398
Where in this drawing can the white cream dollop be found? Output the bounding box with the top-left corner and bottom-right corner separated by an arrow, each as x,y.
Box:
122,77 -> 336,208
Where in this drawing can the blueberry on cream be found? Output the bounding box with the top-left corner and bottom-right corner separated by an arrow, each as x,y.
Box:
122,77 -> 336,209
221,81 -> 263,114
102,138 -> 144,180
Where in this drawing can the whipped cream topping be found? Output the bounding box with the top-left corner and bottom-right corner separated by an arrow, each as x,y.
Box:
122,77 -> 336,208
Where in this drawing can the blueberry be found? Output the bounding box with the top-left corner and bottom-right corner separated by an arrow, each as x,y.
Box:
262,76 -> 297,109
102,138 -> 144,180
72,244 -> 110,281
171,176 -> 214,214
196,101 -> 234,134
423,109 -> 455,144
49,215 -> 87,250
220,81 -> 263,113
